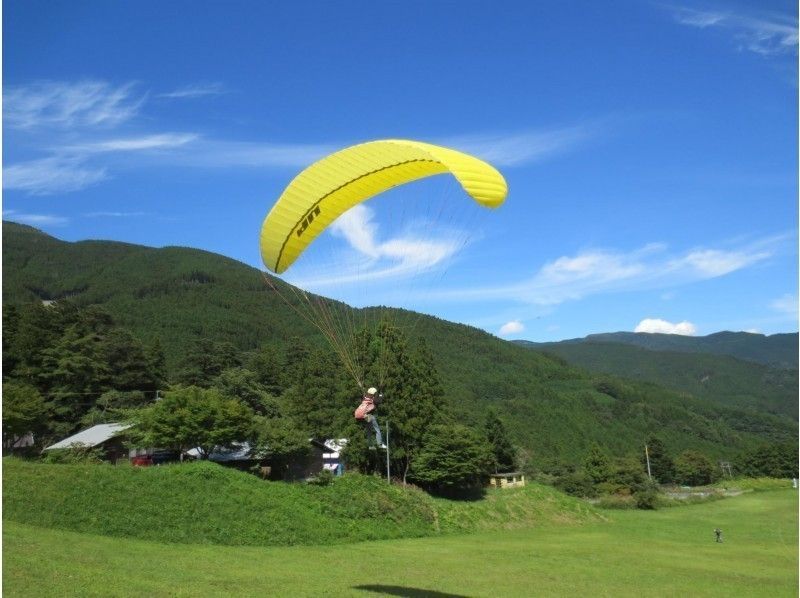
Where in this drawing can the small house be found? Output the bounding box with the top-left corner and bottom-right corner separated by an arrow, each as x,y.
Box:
44,423 -> 132,463
488,472 -> 526,489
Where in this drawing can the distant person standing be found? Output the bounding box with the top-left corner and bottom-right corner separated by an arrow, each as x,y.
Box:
714,528 -> 723,543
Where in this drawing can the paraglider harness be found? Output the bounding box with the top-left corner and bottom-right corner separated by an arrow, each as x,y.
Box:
355,391 -> 385,447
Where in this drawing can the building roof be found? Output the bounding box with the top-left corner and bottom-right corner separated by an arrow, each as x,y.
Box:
44,423 -> 132,450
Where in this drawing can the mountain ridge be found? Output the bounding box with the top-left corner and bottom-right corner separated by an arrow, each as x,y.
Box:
4,220 -> 795,464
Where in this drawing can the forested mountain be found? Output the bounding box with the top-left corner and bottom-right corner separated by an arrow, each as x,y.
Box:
3,221 -> 796,467
516,342 -> 797,419
515,330 -> 797,368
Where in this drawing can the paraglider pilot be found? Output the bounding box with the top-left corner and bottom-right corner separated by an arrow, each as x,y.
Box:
355,387 -> 386,449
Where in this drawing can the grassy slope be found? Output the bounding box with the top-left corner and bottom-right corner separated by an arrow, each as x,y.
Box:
2,459 -> 600,546
4,490 -> 796,597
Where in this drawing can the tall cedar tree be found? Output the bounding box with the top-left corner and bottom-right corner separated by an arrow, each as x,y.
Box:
485,408 -> 517,473
286,347 -> 349,439
349,322 -> 442,483
175,338 -> 240,387
584,443 -> 612,484
411,423 -> 494,496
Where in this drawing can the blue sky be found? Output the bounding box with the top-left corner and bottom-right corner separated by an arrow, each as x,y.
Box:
3,0 -> 797,341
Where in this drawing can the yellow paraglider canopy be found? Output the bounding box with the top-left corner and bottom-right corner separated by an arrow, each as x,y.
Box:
260,139 -> 508,274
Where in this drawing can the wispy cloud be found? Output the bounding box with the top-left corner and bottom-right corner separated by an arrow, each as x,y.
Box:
84,211 -> 148,218
4,81 -> 144,129
442,124 -> 597,167
3,78 -> 604,195
499,320 -> 525,336
3,157 -> 108,195
669,5 -> 798,56
64,133 -> 199,154
770,294 -> 797,316
3,210 -> 69,227
634,318 -> 696,335
426,235 -> 783,306
175,139 -> 336,169
286,204 -> 463,288
156,83 -> 227,99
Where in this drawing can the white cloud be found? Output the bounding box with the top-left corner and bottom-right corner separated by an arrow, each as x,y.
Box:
744,328 -> 761,334
3,157 -> 108,195
770,294 -> 797,316
156,83 -> 226,99
4,81 -> 144,129
443,124 -> 596,167
669,6 -> 797,56
673,248 -> 771,277
287,205 -> 463,288
424,235 -> 781,307
65,133 -> 198,153
499,320 -> 525,336
84,211 -> 148,218
634,318 -> 697,335
3,210 -> 68,226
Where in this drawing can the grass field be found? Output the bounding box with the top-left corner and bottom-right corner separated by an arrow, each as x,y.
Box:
4,489 -> 796,597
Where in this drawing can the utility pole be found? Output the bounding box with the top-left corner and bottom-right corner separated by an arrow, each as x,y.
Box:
645,444 -> 652,480
385,419 -> 391,484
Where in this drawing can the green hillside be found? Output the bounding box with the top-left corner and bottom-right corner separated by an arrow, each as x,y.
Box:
3,221 -> 795,464
2,459 -> 599,546
517,330 -> 798,368
521,342 -> 797,419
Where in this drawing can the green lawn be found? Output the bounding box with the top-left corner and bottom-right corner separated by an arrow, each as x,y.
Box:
4,490 -> 796,597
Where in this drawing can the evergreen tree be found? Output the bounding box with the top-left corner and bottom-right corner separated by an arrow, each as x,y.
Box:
214,367 -> 281,417
285,348 -> 349,439
247,344 -> 285,396
485,408 -> 517,473
411,423 -> 494,496
584,443 -> 612,484
736,442 -> 798,478
175,338 -> 237,387
145,337 -> 167,388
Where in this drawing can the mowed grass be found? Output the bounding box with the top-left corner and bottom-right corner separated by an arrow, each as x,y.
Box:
4,489 -> 796,597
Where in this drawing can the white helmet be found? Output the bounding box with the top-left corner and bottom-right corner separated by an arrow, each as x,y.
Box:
367,387 -> 378,395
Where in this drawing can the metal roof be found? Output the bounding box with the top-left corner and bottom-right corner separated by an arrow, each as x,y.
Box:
44,423 -> 132,450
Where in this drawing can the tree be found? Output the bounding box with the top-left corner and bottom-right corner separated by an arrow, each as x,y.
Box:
352,322 -> 441,483
144,337 -> 167,388
674,450 -> 718,486
584,443 -> 612,484
643,436 -> 674,484
485,409 -> 517,473
247,344 -> 285,396
2,382 -> 47,452
175,339 -> 240,387
736,442 -> 798,478
253,416 -> 311,480
213,367 -> 280,417
411,423 -> 494,496
135,387 -> 255,457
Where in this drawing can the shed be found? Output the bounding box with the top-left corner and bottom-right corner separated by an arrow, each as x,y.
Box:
44,423 -> 132,463
488,472 -> 526,489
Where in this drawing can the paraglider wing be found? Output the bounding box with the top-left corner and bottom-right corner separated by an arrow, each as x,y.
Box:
259,139 -> 508,274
